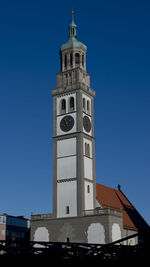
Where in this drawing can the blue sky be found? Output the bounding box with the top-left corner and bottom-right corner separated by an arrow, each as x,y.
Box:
0,0 -> 150,225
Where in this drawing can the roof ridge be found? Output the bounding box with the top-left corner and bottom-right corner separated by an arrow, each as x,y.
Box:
96,183 -> 117,191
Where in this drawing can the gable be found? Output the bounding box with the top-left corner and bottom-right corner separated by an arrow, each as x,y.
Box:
96,183 -> 149,231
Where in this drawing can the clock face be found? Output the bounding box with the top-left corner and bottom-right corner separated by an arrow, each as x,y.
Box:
83,116 -> 91,133
60,115 -> 74,132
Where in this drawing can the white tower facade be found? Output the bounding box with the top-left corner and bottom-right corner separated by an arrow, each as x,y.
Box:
51,13 -> 96,218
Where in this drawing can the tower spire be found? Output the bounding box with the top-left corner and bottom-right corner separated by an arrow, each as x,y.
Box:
72,10 -> 74,23
69,10 -> 77,39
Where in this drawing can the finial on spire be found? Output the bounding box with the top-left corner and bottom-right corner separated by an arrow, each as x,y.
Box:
72,10 -> 74,23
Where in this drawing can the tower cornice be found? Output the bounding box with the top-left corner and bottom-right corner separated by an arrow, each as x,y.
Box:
51,84 -> 95,98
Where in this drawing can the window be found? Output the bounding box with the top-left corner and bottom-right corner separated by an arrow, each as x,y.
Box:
85,143 -> 90,157
70,53 -> 73,66
87,185 -> 90,193
6,230 -> 10,236
0,216 -> 6,224
87,144 -> 90,157
66,206 -> 70,214
64,54 -> 67,68
87,100 -> 90,114
62,99 -> 66,110
75,53 -> 80,65
82,54 -> 84,67
85,143 -> 87,155
69,97 -> 74,112
83,98 -> 86,111
60,55 -> 62,71
60,99 -> 66,114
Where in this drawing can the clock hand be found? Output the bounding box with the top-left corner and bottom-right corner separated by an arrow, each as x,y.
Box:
64,118 -> 67,127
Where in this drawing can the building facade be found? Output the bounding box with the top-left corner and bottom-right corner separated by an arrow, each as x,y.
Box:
0,214 -> 30,241
30,14 -> 149,244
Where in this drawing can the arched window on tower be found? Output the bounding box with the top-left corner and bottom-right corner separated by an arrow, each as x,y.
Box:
87,185 -> 90,193
60,99 -> 66,114
60,55 -> 62,71
87,100 -> 90,114
75,53 -> 80,65
70,53 -> 73,67
85,143 -> 87,156
83,98 -> 86,112
64,54 -> 67,69
82,54 -> 84,67
66,206 -> 70,215
85,143 -> 90,157
69,97 -> 74,112
87,144 -> 90,157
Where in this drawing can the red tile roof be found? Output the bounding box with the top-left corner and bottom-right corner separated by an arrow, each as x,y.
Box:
96,183 -> 149,231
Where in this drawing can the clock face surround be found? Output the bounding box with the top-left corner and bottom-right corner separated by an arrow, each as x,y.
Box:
83,115 -> 91,133
60,115 -> 74,132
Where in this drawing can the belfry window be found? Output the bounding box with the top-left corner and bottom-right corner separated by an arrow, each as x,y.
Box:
87,100 -> 90,114
82,54 -> 84,67
83,98 -> 86,111
75,53 -> 80,65
69,97 -> 74,112
60,99 -> 66,114
62,99 -> 66,110
70,53 -> 73,66
64,54 -> 67,68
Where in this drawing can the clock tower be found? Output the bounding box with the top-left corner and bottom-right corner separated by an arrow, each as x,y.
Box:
51,12 -> 96,218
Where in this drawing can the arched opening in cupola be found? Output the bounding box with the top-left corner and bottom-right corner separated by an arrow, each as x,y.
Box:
75,53 -> 80,65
